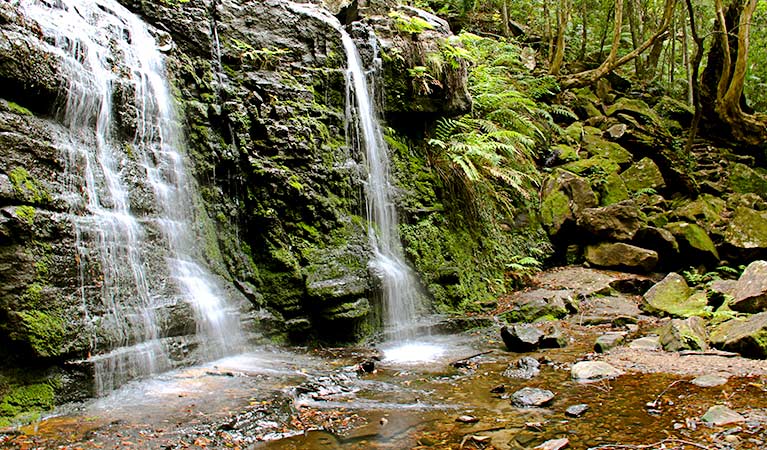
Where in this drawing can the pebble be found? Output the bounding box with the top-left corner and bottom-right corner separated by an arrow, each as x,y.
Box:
565,404 -> 589,417
511,387 -> 555,407
456,415 -> 479,423
701,405 -> 746,426
691,374 -> 729,387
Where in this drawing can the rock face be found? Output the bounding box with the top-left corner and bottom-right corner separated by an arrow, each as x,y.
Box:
730,260 -> 767,313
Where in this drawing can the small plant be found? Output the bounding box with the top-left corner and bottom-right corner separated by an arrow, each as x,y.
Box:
408,66 -> 443,95
230,39 -> 288,69
505,255 -> 542,287
389,11 -> 435,35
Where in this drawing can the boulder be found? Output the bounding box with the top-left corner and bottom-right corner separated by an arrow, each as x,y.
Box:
723,208 -> 767,251
599,172 -> 630,206
511,387 -> 555,407
501,289 -> 571,323
632,226 -> 679,261
658,317 -> 708,352
562,156 -> 620,177
710,312 -> 767,359
629,336 -> 661,350
594,332 -> 626,353
501,324 -> 544,352
674,194 -> 726,224
538,321 -> 568,349
580,295 -> 641,325
535,267 -> 614,298
581,133 -> 632,164
540,170 -> 598,235
577,201 -> 642,241
571,361 -> 623,381
664,222 -> 720,262
701,405 -> 745,426
585,242 -> 658,272
502,356 -> 541,379
691,374 -> 728,388
641,273 -> 707,318
728,162 -> 767,195
730,260 -> 767,313
621,157 -> 666,193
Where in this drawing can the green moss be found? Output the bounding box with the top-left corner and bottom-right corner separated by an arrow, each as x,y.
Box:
728,162 -> 767,194
561,156 -> 619,176
599,172 -> 629,206
0,380 -> 58,424
14,205 -> 35,225
621,157 -> 665,192
13,310 -> 65,358
6,101 -> 32,116
540,189 -> 570,230
8,167 -> 49,204
665,221 -> 720,260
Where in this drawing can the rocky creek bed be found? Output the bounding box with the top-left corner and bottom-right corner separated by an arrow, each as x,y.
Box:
2,267 -> 767,449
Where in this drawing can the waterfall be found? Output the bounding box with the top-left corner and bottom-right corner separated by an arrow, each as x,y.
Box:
20,0 -> 243,393
288,3 -> 424,341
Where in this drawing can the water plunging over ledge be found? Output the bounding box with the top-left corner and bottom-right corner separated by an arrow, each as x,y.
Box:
20,0 -> 244,393
288,2 -> 426,343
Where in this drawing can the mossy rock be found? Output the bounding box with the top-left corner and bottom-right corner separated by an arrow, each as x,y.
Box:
710,312 -> 767,359
621,157 -> 665,193
599,172 -> 629,206
549,143 -> 579,163
654,96 -> 693,125
0,380 -> 57,424
641,273 -> 706,318
582,134 -> 632,165
658,316 -> 708,351
674,194 -> 727,225
5,310 -> 65,358
724,207 -> 767,250
540,189 -> 571,234
728,162 -> 767,195
319,298 -> 370,321
605,97 -> 663,126
562,156 -> 620,177
664,221 -> 720,261
563,122 -> 584,144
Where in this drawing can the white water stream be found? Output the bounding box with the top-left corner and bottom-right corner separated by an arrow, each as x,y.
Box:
20,0 -> 243,393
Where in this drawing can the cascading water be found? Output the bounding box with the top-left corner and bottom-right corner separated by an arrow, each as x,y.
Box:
288,3 -> 425,342
20,0 -> 243,393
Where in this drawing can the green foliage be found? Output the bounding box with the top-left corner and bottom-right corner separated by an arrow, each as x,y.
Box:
14,205 -> 35,225
389,11 -> 435,34
408,66 -> 443,94
505,254 -> 543,287
229,38 -> 288,69
6,101 -> 32,116
682,264 -> 745,287
8,167 -> 49,204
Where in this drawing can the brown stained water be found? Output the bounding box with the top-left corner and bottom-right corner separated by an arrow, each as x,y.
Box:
3,329 -> 767,449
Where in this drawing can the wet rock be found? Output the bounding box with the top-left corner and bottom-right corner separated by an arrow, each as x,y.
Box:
571,361 -> 623,381
691,374 -> 729,388
629,336 -> 661,351
664,222 -> 720,262
456,415 -> 479,423
594,332 -> 626,353
535,267 -> 614,298
511,387 -> 555,407
501,324 -> 544,352
642,273 -> 707,318
710,312 -> 767,359
702,405 -> 745,426
580,295 -> 641,325
539,322 -> 568,349
534,437 -> 570,450
577,202 -> 642,241
565,404 -> 589,418
540,170 -> 598,236
621,157 -> 666,193
730,260 -> 767,313
585,242 -> 658,272
658,317 -> 708,352
503,356 -> 541,379
724,208 -> 767,252
501,289 -> 571,323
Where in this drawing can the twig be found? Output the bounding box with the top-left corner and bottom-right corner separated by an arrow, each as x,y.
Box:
647,379 -> 685,408
450,351 -> 492,367
588,437 -> 711,449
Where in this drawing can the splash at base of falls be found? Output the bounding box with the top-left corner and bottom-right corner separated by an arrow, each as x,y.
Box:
381,342 -> 447,364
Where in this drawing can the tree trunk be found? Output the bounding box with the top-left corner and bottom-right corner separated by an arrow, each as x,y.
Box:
700,0 -> 766,148
550,0 -> 571,75
501,0 -> 510,37
683,0 -> 704,156
578,0 -> 588,60
626,0 -> 643,77
560,0 -> 677,90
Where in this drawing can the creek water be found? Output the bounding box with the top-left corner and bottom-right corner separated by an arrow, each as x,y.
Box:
6,325 -> 767,449
19,0 -> 244,393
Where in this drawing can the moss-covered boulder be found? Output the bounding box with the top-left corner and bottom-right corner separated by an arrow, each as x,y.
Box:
621,157 -> 666,193
674,194 -> 727,225
540,170 -> 598,236
728,162 -> 767,195
632,227 -> 679,262
664,221 -> 720,262
562,156 -> 620,177
723,207 -> 767,251
641,273 -> 707,317
500,289 -> 572,323
658,316 -> 708,351
576,201 -> 642,241
599,172 -> 630,206
655,96 -> 694,126
730,260 -> 767,313
548,143 -> 580,164
606,97 -> 663,126
582,133 -> 632,165
710,312 -> 767,359
585,242 -> 658,271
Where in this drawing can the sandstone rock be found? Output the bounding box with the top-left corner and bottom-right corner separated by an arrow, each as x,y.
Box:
632,227 -> 679,260
691,374 -> 729,388
594,332 -> 626,353
629,336 -> 661,351
730,261 -> 767,313
664,222 -> 720,262
658,317 -> 708,352
511,387 -> 555,407
621,157 -> 666,193
565,404 -> 589,417
701,405 -> 745,426
534,438 -> 570,450
577,202 -> 642,241
502,356 -> 540,379
642,273 -> 707,318
600,172 -> 630,206
724,208 -> 767,251
580,295 -> 641,325
710,312 -> 767,359
501,325 -> 544,352
501,289 -> 571,323
585,242 -> 658,271
582,133 -> 632,164
571,361 -> 623,381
